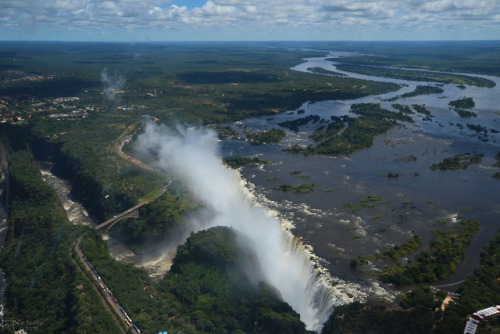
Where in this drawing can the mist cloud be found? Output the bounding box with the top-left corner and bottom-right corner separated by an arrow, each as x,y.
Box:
101,68 -> 125,101
134,122 -> 360,332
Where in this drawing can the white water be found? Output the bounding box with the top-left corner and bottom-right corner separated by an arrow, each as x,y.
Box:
135,123 -> 345,332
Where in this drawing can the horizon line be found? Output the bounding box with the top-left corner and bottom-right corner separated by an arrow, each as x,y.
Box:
1,39 -> 500,44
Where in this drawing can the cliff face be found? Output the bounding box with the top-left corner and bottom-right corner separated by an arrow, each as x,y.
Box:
32,137 -> 114,222
34,140 -> 81,179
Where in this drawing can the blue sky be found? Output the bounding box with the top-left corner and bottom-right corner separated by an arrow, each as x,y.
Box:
166,0 -> 207,9
1,0 -> 499,42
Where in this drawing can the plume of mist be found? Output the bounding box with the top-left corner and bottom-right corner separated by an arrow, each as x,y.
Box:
134,122 -> 336,332
101,68 -> 125,101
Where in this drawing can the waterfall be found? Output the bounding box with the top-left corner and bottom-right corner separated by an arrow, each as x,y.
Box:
135,123 -> 340,332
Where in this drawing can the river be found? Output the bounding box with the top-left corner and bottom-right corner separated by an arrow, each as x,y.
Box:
218,52 -> 500,289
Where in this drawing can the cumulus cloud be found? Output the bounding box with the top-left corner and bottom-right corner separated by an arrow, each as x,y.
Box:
0,0 -> 499,40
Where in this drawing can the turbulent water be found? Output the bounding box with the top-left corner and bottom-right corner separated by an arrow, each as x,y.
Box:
134,123 -> 368,331
39,162 -> 94,226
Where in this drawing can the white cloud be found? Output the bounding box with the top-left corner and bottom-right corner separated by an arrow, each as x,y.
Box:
0,0 -> 499,40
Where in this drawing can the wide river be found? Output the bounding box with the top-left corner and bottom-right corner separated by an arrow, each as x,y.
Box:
219,52 -> 500,290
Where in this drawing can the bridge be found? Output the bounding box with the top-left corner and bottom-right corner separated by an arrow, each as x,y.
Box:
94,203 -> 143,232
94,135 -> 171,232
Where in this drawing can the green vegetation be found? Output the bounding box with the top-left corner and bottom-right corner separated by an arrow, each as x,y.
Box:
360,195 -> 382,202
278,115 -> 320,132
344,195 -> 388,213
82,226 -> 312,334
213,125 -> 242,140
306,67 -> 346,76
391,103 -> 413,114
493,172 -> 500,179
286,103 -> 412,156
321,283 -> 463,334
466,123 -> 487,134
400,85 -> 444,98
310,116 -> 345,142
0,150 -> 120,333
223,155 -> 270,167
430,153 -> 483,170
27,116 -> 164,221
244,128 -> 286,145
400,284 -> 445,310
325,41 -> 500,77
274,183 -> 315,194
449,97 -> 477,118
336,64 -> 495,88
395,155 -> 417,163
162,227 -> 312,334
352,235 -> 423,267
380,220 -> 480,286
380,172 -> 399,178
321,299 -> 439,334
110,186 -> 196,248
412,104 -> 432,116
449,97 -> 475,109
435,229 -> 500,333
0,42 -> 400,125
384,85 -> 444,102
350,103 -> 413,123
455,109 -> 477,118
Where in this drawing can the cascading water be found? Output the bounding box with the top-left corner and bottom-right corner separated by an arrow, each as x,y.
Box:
135,123 -> 341,332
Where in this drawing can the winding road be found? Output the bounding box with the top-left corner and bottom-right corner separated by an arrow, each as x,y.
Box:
95,133 -> 171,231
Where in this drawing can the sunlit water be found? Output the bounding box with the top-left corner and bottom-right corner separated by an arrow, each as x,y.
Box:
220,53 -> 500,287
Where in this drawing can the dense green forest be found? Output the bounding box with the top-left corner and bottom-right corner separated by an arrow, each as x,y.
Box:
0,150 -> 120,333
110,183 -> 197,248
28,116 -> 164,221
0,42 -> 400,125
327,41 -> 500,77
81,226 -> 312,334
1,148 -> 312,333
